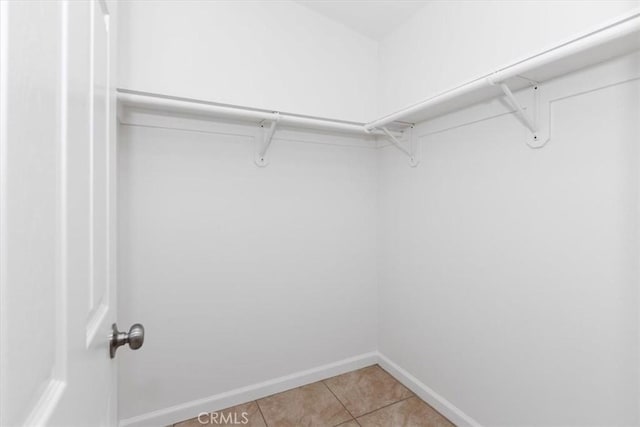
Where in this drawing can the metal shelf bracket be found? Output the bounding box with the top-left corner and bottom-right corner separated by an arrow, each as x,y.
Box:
496,82 -> 550,149
380,126 -> 419,167
255,113 -> 281,167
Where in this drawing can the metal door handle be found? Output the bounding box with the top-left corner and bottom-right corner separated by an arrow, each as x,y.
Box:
110,323 -> 144,358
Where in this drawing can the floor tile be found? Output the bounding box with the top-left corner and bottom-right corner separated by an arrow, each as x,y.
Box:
324,365 -> 413,417
257,381 -> 352,427
356,397 -> 455,427
174,401 -> 266,427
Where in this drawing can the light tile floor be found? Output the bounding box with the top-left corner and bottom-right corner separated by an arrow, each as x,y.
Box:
174,365 -> 455,427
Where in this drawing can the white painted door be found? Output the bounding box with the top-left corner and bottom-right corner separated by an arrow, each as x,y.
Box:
0,1 -> 120,426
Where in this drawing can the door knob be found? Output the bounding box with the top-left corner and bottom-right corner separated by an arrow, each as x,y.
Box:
110,323 -> 145,358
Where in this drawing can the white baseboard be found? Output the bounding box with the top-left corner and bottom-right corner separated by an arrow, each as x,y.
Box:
119,352 -> 379,427
376,352 -> 482,427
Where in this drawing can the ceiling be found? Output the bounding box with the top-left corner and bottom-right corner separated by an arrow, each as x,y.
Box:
297,1 -> 427,41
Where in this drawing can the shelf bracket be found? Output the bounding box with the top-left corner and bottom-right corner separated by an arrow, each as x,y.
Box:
380,126 -> 419,167
497,82 -> 551,149
255,113 -> 280,167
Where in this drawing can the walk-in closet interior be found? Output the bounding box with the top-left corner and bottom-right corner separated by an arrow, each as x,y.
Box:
1,1 -> 640,426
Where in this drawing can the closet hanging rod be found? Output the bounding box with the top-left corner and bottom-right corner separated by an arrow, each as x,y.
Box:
117,91 -> 396,136
364,9 -> 640,131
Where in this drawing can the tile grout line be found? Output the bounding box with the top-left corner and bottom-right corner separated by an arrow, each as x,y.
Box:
321,380 -> 359,426
374,364 -> 455,425
377,365 -> 455,425
324,364 -> 415,424
254,399 -> 270,427
353,395 -> 416,421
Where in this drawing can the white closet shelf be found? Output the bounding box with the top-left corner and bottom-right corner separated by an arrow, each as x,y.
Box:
118,9 -> 640,140
366,9 -> 640,130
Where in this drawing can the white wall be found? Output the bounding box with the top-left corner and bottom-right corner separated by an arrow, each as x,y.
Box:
118,0 -> 378,123
377,0 -> 640,117
377,53 -> 640,426
117,119 -> 378,423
